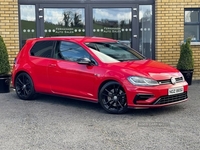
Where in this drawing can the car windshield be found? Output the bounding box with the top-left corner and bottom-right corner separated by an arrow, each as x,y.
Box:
85,42 -> 145,62
89,48 -> 120,63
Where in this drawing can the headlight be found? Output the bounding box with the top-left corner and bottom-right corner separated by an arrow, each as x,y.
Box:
179,73 -> 185,81
128,76 -> 159,86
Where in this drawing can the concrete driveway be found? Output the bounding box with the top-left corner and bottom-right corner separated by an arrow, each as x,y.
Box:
0,82 -> 199,150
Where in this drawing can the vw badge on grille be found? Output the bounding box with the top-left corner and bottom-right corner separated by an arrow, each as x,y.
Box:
171,77 -> 176,85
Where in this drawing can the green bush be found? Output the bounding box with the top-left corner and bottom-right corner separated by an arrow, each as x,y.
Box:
177,38 -> 194,70
0,35 -> 10,75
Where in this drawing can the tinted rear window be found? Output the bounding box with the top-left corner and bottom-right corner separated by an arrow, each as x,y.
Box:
30,41 -> 54,58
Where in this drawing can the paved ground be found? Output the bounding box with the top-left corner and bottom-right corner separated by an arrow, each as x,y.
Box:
0,81 -> 200,150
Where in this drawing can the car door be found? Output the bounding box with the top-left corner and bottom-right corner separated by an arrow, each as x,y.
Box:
48,40 -> 97,100
29,40 -> 55,93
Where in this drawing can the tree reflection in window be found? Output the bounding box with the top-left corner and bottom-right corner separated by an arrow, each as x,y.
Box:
44,8 -> 85,37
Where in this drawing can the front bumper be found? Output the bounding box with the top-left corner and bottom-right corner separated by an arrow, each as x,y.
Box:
125,81 -> 188,108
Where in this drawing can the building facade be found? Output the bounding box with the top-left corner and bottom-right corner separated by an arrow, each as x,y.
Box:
0,0 -> 200,79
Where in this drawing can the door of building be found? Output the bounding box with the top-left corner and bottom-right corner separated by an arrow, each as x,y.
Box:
90,4 -> 138,50
37,4 -> 138,50
19,3 -> 154,59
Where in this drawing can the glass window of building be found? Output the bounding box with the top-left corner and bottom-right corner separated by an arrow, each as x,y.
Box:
184,9 -> 200,42
20,5 -> 36,47
93,8 -> 132,47
139,5 -> 152,59
44,8 -> 85,37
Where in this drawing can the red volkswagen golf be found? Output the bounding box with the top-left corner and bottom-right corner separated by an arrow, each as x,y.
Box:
12,36 -> 188,114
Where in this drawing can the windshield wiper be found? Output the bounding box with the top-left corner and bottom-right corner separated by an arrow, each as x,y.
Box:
118,59 -> 138,62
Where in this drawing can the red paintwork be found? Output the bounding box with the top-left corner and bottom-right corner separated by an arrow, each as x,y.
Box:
12,36 -> 188,108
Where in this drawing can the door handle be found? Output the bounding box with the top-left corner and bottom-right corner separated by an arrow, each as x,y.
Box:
133,35 -> 137,38
49,64 -> 56,67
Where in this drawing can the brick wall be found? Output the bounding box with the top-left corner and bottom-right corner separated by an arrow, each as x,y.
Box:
155,0 -> 200,80
0,0 -> 19,66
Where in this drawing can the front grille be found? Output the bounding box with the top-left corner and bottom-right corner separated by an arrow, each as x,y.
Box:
158,77 -> 184,85
153,92 -> 187,105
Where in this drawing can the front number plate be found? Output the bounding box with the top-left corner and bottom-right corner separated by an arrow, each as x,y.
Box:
168,86 -> 184,95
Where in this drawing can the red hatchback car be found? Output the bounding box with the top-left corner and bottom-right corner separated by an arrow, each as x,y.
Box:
12,36 -> 188,114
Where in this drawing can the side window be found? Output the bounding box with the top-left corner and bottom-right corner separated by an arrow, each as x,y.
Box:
30,41 -> 54,58
56,41 -> 90,62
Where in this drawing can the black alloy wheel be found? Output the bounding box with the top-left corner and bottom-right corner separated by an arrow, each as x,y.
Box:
15,72 -> 36,100
99,81 -> 128,114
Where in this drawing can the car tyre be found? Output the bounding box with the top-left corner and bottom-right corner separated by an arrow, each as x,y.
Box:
99,81 -> 128,114
15,72 -> 37,100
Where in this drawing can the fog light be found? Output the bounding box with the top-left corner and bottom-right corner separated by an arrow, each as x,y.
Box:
133,94 -> 153,104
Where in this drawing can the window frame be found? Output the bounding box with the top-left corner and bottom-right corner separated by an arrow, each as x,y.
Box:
184,8 -> 200,42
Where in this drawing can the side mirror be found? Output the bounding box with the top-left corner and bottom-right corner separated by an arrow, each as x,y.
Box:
77,58 -> 92,65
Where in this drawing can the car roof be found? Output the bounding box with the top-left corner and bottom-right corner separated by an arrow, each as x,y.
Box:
26,36 -> 117,43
